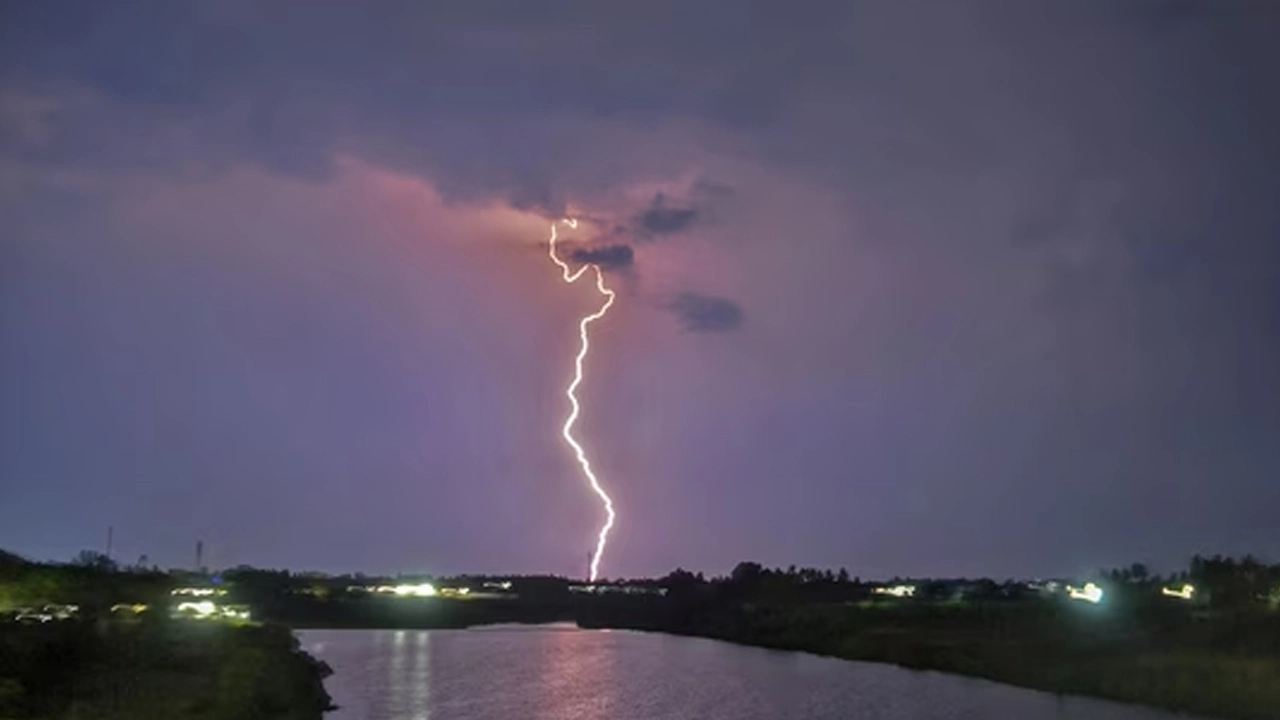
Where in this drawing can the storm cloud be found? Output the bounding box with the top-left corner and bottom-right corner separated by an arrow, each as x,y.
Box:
637,194 -> 698,237
3,0 -> 1280,579
668,293 -> 745,333
569,244 -> 635,271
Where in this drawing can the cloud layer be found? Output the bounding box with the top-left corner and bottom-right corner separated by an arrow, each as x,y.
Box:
637,194 -> 699,237
569,244 -> 635,272
668,293 -> 745,333
3,1 -> 1279,577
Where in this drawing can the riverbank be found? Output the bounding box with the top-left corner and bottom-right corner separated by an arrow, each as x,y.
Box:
0,617 -> 333,719
579,599 -> 1280,720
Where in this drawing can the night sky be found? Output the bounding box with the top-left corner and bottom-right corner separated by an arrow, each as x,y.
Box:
3,2 -> 1278,580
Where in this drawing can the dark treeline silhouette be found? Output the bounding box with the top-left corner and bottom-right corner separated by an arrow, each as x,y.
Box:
5,548 -> 1280,719
5,548 -> 1280,621
650,555 -> 1280,610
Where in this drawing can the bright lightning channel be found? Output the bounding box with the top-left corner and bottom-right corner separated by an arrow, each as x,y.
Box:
547,218 -> 616,582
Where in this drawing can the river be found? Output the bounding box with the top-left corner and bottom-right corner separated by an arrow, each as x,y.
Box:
301,624 -> 1193,720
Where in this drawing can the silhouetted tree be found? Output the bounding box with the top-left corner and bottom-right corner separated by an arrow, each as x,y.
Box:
1130,563 -> 1150,583
72,550 -> 117,573
731,562 -> 764,585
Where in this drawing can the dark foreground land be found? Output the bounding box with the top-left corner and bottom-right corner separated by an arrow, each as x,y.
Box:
5,550 -> 1280,719
0,618 -> 333,720
580,595 -> 1280,720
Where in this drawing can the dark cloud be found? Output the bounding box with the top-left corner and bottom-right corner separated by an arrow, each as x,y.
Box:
637,193 -> 698,237
0,0 -> 859,209
569,243 -> 634,271
668,293 -> 745,333
5,0 -> 1280,576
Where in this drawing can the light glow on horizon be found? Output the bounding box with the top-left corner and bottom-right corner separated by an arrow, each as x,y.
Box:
391,583 -> 437,597
174,601 -> 251,621
172,587 -> 225,597
547,218 -> 617,582
873,584 -> 917,598
176,600 -> 218,616
1067,582 -> 1104,604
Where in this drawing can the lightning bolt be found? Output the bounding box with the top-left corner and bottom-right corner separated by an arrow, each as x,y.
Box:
547,218 -> 616,582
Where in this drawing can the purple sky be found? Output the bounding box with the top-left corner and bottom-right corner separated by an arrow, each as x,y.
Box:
2,1 -> 1278,580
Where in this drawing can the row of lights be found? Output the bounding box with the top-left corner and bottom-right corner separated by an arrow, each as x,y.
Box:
568,584 -> 669,596
172,587 -> 227,597
867,582 -> 1196,606
1067,583 -> 1199,605
169,587 -> 249,620
350,583 -> 478,597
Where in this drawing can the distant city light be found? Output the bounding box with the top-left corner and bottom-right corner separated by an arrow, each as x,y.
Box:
220,604 -> 251,620
356,582 -> 457,597
873,585 -> 916,598
1161,584 -> 1195,600
15,604 -> 78,623
1026,580 -> 1063,594
174,600 -> 250,621
176,601 -> 218,617
391,583 -> 436,597
568,584 -> 667,596
1067,582 -> 1104,604
172,587 -> 226,597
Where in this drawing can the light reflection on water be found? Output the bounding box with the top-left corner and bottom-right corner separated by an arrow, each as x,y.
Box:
302,626 -> 1194,720
411,630 -> 429,720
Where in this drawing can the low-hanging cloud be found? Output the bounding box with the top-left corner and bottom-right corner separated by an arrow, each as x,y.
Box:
570,243 -> 634,271
637,193 -> 698,237
668,292 -> 745,333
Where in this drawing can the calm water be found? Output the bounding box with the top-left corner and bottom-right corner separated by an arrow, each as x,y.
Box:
301,625 -> 1194,720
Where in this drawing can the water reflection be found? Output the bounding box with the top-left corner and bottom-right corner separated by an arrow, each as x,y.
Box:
304,626 -> 1200,720
411,631 -> 430,720
528,621 -> 619,719
307,629 -> 433,720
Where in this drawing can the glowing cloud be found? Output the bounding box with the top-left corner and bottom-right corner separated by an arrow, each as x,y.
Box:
547,219 -> 617,582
